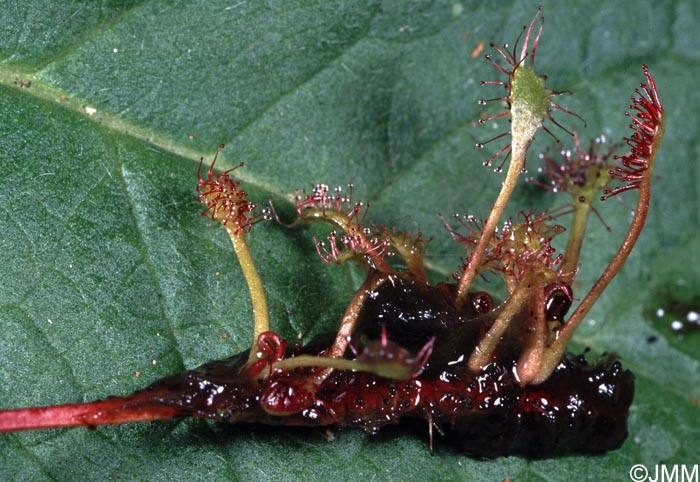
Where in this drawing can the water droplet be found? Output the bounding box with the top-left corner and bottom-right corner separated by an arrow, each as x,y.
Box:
647,294 -> 700,358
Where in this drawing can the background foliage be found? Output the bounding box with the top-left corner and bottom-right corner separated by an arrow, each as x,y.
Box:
1,1 -> 699,480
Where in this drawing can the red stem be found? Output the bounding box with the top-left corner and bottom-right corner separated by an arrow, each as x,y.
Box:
0,396 -> 181,432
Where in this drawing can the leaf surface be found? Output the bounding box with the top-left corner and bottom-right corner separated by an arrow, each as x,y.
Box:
1,1 -> 698,480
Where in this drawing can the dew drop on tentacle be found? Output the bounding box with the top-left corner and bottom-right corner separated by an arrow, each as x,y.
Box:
471,292 -> 495,314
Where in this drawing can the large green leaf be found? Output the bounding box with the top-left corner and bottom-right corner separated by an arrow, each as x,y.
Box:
1,1 -> 698,480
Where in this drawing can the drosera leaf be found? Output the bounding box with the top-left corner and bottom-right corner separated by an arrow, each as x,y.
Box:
0,1 -> 699,480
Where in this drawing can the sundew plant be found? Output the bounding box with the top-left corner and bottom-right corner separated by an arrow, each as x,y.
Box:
0,2 -> 698,481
